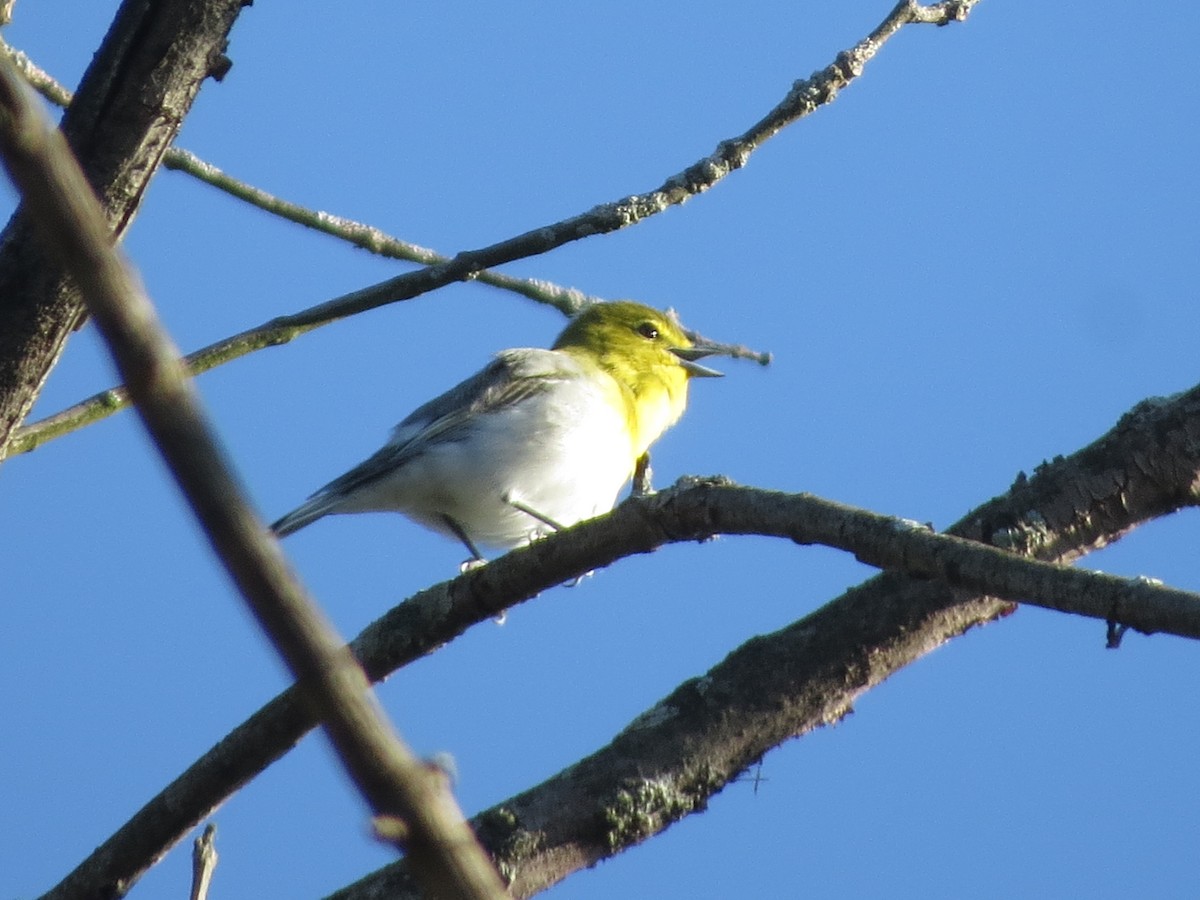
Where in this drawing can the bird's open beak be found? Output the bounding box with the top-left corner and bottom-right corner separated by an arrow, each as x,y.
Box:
670,344 -> 723,378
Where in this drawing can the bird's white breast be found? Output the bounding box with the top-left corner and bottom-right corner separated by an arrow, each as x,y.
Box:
344,369 -> 635,549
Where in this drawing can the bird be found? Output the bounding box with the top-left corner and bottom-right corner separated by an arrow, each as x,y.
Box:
270,300 -> 722,562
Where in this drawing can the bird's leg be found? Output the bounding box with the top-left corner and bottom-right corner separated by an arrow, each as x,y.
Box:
442,515 -> 486,572
502,492 -> 565,534
502,492 -> 596,589
631,452 -> 653,497
443,514 -> 504,622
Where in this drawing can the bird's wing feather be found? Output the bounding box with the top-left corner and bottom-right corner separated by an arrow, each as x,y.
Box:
311,349 -> 574,500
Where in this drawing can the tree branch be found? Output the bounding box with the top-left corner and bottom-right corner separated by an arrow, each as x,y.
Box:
0,54 -> 506,900
190,0 -> 980,325
0,36 -> 602,316
7,274 -> 769,454
0,0 -> 248,457
0,36 -> 775,351
2,0 -> 971,455
42,378 -> 1200,899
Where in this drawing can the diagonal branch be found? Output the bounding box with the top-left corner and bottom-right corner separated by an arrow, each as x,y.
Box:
0,37 -> 772,371
3,0 -> 971,455
7,274 -> 769,454
0,0 -> 249,458
42,377 -> 1200,899
168,0 -> 982,326
0,53 -> 506,900
0,37 -> 604,315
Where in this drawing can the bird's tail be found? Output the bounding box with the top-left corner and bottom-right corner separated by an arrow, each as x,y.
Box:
271,494 -> 338,537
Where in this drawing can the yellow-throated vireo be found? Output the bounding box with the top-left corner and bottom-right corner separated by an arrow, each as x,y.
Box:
271,300 -> 721,561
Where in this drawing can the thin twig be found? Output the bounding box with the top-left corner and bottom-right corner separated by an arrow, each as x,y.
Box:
0,54 -> 507,900
0,3 -> 976,454
0,39 -> 779,375
164,148 -> 603,310
0,41 -> 70,106
0,35 -> 767,459
1,36 -> 777,377
0,38 -> 603,314
0,0 -> 250,459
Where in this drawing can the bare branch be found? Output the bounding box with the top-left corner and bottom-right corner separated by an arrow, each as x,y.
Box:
0,40 -> 71,107
0,36 -> 602,318
0,0 -> 974,455
0,54 -> 506,900
163,148 -> 602,311
204,0 -> 982,325
4,284 -> 765,455
334,577 -> 995,899
1,36 -> 785,361
0,0 -> 248,458
42,377 -> 1200,899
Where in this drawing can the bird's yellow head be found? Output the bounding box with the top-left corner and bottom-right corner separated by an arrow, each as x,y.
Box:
552,301 -> 721,459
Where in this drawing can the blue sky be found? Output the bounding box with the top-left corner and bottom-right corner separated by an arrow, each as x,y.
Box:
3,2 -> 1199,897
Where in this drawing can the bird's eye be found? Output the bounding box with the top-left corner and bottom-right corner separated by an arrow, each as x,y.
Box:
636,322 -> 660,341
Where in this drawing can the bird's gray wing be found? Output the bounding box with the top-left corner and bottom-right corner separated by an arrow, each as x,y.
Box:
271,349 -> 582,536
314,349 -> 569,499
